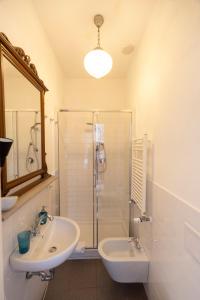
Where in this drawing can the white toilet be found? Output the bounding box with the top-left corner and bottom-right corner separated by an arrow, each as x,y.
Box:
98,237 -> 149,283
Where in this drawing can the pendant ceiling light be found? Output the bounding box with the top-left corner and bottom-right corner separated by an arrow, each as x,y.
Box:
84,14 -> 113,79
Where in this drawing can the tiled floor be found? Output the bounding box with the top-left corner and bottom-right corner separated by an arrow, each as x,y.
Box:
45,259 -> 148,300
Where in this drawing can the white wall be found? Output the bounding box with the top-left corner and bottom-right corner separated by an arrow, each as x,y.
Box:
63,78 -> 127,110
127,0 -> 200,299
0,0 -> 63,299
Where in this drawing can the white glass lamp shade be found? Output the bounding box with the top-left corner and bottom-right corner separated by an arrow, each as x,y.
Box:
84,48 -> 112,79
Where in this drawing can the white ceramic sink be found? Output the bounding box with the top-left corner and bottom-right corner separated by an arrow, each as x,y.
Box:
10,216 -> 80,272
1,196 -> 18,212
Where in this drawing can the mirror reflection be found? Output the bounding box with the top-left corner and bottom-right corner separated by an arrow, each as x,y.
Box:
3,57 -> 42,181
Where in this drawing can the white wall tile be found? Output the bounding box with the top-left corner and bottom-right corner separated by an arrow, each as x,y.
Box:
133,181 -> 200,300
2,181 -> 57,300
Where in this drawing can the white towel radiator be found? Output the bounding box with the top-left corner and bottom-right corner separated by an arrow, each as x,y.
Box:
131,134 -> 148,215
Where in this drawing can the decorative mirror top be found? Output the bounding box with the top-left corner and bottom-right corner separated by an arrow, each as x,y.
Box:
0,32 -> 47,90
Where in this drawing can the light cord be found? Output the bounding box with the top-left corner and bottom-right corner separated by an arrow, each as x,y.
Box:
97,26 -> 101,48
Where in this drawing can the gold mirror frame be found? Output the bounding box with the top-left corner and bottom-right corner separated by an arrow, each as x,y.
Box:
0,33 -> 49,196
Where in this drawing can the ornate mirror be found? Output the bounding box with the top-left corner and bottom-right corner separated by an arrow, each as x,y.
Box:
0,33 -> 49,196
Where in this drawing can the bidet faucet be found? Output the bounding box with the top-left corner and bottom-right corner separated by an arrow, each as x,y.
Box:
133,215 -> 152,224
128,237 -> 141,250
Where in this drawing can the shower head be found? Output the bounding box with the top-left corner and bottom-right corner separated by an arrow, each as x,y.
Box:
86,122 -> 93,126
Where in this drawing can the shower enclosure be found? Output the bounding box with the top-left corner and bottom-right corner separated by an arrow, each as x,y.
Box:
5,110 -> 41,181
59,110 -> 132,248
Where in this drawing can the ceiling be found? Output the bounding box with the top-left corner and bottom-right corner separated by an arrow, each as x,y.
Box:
33,0 -> 156,78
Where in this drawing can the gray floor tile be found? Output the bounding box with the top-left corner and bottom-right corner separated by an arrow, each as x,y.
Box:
45,259 -> 147,300
67,288 -> 97,300
68,260 -> 97,289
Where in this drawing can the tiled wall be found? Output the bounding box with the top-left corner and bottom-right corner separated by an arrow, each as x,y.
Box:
132,181 -> 200,300
2,181 -> 57,300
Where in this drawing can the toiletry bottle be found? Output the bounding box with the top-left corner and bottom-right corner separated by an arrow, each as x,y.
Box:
39,206 -> 48,225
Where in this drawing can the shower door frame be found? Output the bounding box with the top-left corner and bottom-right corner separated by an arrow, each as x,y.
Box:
59,109 -> 133,249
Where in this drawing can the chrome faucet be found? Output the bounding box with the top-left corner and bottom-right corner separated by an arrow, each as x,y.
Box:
128,237 -> 141,250
31,214 -> 54,237
47,214 -> 54,221
31,215 -> 44,236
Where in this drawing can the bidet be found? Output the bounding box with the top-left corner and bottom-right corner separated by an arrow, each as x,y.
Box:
98,237 -> 149,283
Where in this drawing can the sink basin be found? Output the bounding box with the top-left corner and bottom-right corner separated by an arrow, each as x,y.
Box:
10,216 -> 80,272
1,196 -> 18,212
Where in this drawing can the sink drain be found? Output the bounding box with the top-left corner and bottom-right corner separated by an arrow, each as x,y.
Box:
49,246 -> 57,253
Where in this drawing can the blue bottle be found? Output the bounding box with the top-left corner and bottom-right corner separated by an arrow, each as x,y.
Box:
38,206 -> 48,225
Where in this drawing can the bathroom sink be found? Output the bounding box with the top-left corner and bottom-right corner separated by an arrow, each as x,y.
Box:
10,216 -> 80,272
1,196 -> 18,212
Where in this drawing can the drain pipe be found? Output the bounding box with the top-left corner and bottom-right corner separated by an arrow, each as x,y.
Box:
26,269 -> 55,281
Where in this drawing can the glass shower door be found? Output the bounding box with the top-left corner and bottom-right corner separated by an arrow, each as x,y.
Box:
59,112 -> 94,247
59,111 -> 131,249
94,112 -> 131,244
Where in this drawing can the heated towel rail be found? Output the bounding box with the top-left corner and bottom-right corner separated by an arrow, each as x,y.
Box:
131,134 -> 148,215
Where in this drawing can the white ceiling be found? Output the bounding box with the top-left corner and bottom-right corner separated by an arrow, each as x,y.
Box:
33,0 -> 156,78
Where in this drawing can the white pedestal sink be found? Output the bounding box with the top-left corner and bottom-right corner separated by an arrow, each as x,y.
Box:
10,216 -> 80,272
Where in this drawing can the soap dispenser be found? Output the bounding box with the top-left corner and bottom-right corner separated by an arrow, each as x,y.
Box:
39,206 -> 48,225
